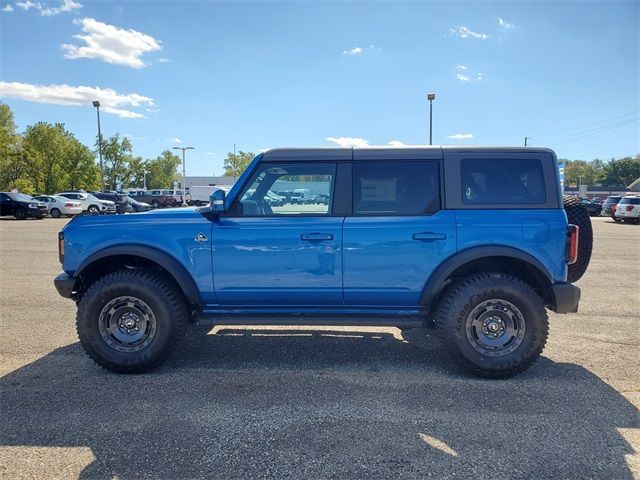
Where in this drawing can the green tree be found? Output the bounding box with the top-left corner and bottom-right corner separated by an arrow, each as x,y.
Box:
64,140 -> 100,191
223,150 -> 255,177
144,150 -> 181,189
99,133 -> 134,190
22,122 -> 72,193
602,155 -> 640,187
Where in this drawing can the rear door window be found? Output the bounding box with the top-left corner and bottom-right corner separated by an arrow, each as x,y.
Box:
461,158 -> 546,205
352,161 -> 440,215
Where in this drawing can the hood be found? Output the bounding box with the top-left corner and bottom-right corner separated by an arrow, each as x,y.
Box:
62,205 -> 203,232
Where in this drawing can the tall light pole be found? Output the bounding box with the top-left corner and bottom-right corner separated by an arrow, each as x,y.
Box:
427,93 -> 436,145
92,101 -> 105,191
524,136 -> 531,147
173,146 -> 194,206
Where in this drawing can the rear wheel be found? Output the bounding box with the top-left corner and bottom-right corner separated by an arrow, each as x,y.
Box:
76,270 -> 188,373
435,273 -> 548,378
563,195 -> 592,282
151,200 -> 160,209
50,208 -> 62,218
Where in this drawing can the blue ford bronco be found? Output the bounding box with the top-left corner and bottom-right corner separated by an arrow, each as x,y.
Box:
54,147 -> 592,377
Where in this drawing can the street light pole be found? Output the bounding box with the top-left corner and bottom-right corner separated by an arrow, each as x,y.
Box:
92,101 -> 105,191
427,93 -> 436,145
173,146 -> 194,207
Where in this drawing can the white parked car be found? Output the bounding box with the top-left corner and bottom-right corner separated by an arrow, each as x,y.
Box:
32,195 -> 83,218
57,192 -> 114,214
614,196 -> 640,224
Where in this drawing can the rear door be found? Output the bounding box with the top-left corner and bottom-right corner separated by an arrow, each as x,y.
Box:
343,149 -> 456,307
212,156 -> 347,306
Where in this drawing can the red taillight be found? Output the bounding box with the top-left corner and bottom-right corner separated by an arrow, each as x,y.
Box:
626,205 -> 634,212
612,204 -> 617,212
566,224 -> 579,265
65,203 -> 73,207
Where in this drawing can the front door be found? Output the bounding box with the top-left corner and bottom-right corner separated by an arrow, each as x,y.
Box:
343,154 -> 456,307
213,161 -> 343,306
0,193 -> 13,216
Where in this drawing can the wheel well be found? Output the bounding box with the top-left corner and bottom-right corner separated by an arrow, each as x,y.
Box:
76,254 -> 197,316
432,256 -> 554,310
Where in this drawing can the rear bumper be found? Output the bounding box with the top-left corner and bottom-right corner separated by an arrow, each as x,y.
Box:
54,273 -> 77,299
552,283 -> 581,314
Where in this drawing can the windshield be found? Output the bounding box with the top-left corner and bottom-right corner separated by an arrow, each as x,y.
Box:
8,193 -> 34,202
87,194 -> 101,201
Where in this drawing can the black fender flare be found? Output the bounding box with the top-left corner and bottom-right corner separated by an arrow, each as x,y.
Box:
75,244 -> 201,308
420,245 -> 554,308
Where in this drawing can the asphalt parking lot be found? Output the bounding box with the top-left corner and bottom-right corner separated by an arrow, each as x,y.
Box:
0,215 -> 638,479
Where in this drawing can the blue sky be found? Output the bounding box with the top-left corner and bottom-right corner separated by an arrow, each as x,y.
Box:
1,0 -> 638,176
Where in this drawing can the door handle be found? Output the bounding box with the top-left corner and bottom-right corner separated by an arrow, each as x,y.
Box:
301,233 -> 334,241
413,232 -> 446,241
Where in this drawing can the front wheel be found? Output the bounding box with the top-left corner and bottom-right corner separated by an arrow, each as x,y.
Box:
14,208 -> 27,220
76,270 -> 188,373
435,273 -> 549,378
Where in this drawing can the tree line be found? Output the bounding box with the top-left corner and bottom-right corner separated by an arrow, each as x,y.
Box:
0,102 -> 182,195
1,101 -> 638,194
560,156 -> 639,188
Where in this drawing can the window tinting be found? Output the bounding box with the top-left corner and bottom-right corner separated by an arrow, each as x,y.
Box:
619,197 -> 640,205
462,159 -> 546,205
353,161 -> 440,215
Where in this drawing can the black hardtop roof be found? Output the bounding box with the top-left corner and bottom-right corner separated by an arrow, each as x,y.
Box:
261,146 -> 555,161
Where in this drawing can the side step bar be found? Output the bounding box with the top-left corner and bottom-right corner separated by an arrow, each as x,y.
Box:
195,314 -> 427,328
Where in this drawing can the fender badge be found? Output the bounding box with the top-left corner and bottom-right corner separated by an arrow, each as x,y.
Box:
194,232 -> 208,244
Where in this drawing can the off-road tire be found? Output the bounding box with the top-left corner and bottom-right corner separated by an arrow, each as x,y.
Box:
50,208 -> 62,218
14,207 -> 27,220
76,269 -> 188,373
435,273 -> 549,379
563,195 -> 592,283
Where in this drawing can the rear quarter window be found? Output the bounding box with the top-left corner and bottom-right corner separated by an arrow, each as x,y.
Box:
461,158 -> 546,205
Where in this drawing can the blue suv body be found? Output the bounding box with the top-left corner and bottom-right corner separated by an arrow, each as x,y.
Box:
55,146 -> 584,377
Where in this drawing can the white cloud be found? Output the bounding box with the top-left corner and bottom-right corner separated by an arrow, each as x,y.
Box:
387,140 -> 405,146
456,73 -> 470,82
15,0 -> 81,15
62,18 -> 161,68
449,26 -> 489,40
158,57 -> 170,63
498,17 -> 514,29
2,4 -> 14,11
0,81 -> 153,119
145,107 -> 161,113
342,47 -> 363,55
205,152 -> 215,156
477,72 -> 483,80
169,137 -> 182,144
447,133 -> 474,140
456,65 -> 468,71
326,136 -> 369,147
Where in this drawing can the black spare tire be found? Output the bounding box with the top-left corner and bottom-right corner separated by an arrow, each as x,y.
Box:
563,195 -> 592,283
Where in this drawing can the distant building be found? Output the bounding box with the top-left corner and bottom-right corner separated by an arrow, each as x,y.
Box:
627,177 -> 640,192
182,176 -> 236,189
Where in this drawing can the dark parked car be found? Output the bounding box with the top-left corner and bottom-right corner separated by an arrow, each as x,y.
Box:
0,192 -> 47,219
602,195 -> 622,220
91,192 -> 134,214
129,190 -> 173,209
579,198 -> 602,217
124,195 -> 151,212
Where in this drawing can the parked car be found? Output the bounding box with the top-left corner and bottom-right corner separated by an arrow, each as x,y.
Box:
57,192 -> 110,214
265,190 -> 286,206
55,146 -> 590,378
601,195 -> 622,216
0,192 -> 47,219
166,189 -> 187,206
123,195 -> 151,212
614,196 -> 640,224
32,195 -> 82,218
91,192 -> 134,214
129,190 -> 174,209
579,197 -> 602,217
